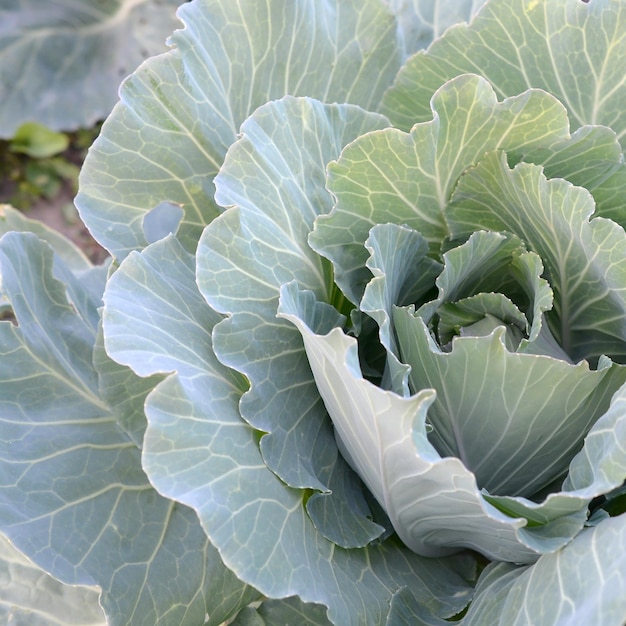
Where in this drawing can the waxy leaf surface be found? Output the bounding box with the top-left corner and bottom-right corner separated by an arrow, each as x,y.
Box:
383,0 -> 626,148
76,0 -> 402,259
0,232 -> 256,625
103,236 -> 476,625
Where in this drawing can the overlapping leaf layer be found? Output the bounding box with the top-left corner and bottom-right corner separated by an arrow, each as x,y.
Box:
1,1 -> 626,624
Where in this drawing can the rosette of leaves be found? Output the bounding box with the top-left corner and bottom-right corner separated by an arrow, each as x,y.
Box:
1,0 -> 626,624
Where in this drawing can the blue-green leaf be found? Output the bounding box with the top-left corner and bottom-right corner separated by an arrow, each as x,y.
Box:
104,236 -> 476,625
383,0 -> 626,148
197,97 -> 390,545
0,533 -> 104,626
0,232 -> 256,626
461,514 -> 626,625
76,0 -> 402,259
384,0 -> 487,58
0,204 -> 92,272
232,597 -> 332,626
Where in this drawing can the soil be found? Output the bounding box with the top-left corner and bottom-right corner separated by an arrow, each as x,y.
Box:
0,133 -> 109,265
22,183 -> 109,265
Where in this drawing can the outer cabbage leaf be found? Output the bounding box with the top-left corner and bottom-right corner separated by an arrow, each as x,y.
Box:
0,204 -> 98,316
93,325 -> 162,448
279,280 -> 626,562
102,235 -> 476,626
382,0 -> 626,150
0,533 -> 105,626
0,232 -> 257,625
0,204 -> 92,272
0,0 -> 181,137
76,0 -> 402,260
312,73 -> 571,304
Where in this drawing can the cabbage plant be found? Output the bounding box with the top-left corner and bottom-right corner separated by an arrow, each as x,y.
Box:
1,0 -> 626,624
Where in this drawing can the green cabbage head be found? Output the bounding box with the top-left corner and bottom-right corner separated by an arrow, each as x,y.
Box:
1,0 -> 626,624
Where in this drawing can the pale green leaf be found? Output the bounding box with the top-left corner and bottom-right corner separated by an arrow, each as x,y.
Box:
76,0 -> 401,259
0,533 -> 104,626
415,230 -> 554,352
0,0 -> 181,137
448,151 -> 626,362
520,125 -> 626,230
382,0 -> 626,148
484,378 -> 626,530
312,73 -> 570,304
9,122 -> 68,158
393,306 -> 626,498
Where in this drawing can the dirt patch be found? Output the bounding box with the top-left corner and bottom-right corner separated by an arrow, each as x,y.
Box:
24,184 -> 109,265
0,128 -> 109,265
0,177 -> 109,265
